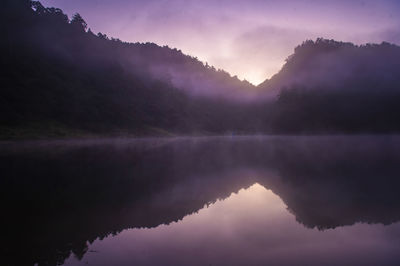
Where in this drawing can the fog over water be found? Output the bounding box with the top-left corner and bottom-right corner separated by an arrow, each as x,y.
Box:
2,136 -> 400,265
3,2 -> 400,265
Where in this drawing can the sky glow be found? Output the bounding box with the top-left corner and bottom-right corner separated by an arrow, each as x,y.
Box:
40,0 -> 400,85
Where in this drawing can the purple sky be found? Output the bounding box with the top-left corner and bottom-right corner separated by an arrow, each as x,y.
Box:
40,0 -> 400,85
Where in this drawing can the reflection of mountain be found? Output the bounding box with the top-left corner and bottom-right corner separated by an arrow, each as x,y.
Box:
262,137 -> 400,229
1,136 -> 400,265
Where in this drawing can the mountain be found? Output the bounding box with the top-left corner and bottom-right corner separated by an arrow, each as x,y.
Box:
2,0 -> 400,138
259,39 -> 400,133
259,38 -> 400,95
0,0 -> 265,138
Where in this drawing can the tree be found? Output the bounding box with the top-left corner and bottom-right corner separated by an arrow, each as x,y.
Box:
30,1 -> 46,15
70,13 -> 87,32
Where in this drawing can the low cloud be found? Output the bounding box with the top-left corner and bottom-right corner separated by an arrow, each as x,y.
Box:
210,26 -> 317,85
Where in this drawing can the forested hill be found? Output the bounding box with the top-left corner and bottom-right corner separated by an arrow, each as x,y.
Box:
2,0 -> 400,138
5,0 -> 257,99
258,39 -> 400,133
258,38 -> 400,96
0,0 -> 265,138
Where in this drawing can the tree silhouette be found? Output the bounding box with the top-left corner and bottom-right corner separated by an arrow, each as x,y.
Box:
70,13 -> 87,32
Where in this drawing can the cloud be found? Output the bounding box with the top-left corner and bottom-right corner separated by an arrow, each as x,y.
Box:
210,26 -> 317,85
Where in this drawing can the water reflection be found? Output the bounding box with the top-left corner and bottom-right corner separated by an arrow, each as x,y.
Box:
1,136 -> 400,265
64,184 -> 400,266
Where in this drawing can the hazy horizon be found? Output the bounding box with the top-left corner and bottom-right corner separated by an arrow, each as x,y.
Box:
39,0 -> 400,85
3,2 -> 400,265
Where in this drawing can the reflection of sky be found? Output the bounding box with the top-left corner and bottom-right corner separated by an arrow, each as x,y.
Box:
39,0 -> 400,85
63,184 -> 400,266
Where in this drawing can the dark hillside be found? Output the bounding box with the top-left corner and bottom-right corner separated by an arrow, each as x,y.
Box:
0,0 -> 264,138
259,39 -> 400,133
2,1 -> 400,138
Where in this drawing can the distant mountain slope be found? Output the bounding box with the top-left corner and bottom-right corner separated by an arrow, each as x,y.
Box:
0,0 -> 265,138
258,38 -> 400,133
259,38 -> 400,96
13,0 -> 257,100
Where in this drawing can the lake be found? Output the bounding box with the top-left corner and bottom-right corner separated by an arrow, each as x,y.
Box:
1,136 -> 400,266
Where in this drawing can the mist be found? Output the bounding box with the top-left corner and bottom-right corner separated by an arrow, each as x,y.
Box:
3,1 -> 400,266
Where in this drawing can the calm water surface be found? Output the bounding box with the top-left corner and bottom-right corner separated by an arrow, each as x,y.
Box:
1,136 -> 400,266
